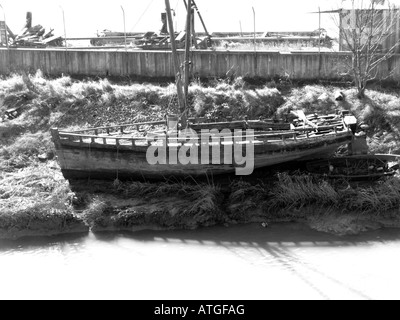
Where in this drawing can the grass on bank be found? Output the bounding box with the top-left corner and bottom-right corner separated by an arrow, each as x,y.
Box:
0,163 -> 84,234
81,180 -> 224,230
227,173 -> 400,219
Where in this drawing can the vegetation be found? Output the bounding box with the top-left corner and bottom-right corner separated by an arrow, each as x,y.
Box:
0,71 -> 399,239
0,163 -> 88,239
334,0 -> 400,98
226,172 -> 400,235
271,173 -> 400,213
227,172 -> 400,214
81,180 -> 224,231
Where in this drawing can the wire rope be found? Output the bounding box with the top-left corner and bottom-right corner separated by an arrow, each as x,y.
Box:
129,0 -> 156,32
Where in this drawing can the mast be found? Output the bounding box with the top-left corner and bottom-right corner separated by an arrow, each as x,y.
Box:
184,0 -> 210,39
165,0 -> 187,127
184,0 -> 192,107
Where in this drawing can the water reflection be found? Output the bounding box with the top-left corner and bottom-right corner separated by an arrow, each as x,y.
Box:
91,223 -> 399,247
0,223 -> 399,300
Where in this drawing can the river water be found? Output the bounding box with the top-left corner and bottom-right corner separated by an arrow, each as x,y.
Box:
0,223 -> 399,300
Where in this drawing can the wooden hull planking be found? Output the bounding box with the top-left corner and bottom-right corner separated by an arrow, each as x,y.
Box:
52,126 -> 353,180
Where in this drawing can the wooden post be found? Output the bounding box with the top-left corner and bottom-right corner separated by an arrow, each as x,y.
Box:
165,0 -> 187,128
25,12 -> 32,29
50,128 -> 61,148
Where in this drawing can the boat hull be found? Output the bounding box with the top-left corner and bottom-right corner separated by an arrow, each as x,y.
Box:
53,132 -> 352,181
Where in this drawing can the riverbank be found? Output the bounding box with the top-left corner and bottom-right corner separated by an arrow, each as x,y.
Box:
0,72 -> 399,240
72,173 -> 400,237
1,164 -> 399,240
0,162 -> 89,240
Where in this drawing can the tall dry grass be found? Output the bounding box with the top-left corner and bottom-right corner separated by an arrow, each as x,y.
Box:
0,163 -> 78,230
267,172 -> 400,213
80,180 -> 224,230
268,173 -> 340,210
115,180 -> 223,216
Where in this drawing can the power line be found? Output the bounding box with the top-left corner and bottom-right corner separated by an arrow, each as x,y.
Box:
129,0 -> 156,32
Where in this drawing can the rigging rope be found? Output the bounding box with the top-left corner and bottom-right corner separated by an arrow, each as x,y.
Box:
129,0 -> 156,32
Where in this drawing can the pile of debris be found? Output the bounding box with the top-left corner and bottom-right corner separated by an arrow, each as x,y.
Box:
3,12 -> 63,48
13,26 -> 62,48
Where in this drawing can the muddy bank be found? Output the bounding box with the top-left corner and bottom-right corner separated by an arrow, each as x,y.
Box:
74,179 -> 400,237
82,201 -> 400,237
306,210 -> 400,235
1,162 -> 399,240
79,186 -> 224,233
233,207 -> 400,236
2,190 -> 400,240
0,213 -> 89,240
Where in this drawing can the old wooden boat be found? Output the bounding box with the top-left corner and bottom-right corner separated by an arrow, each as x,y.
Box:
51,113 -> 355,180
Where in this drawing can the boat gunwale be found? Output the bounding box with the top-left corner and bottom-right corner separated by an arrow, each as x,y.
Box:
57,127 -> 351,142
55,130 -> 353,152
62,120 -> 167,134
56,122 -> 349,140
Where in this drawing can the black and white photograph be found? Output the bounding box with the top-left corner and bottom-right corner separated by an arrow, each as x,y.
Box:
0,0 -> 400,302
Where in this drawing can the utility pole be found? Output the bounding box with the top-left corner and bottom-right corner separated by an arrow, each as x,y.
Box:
318,7 -> 321,54
60,6 -> 67,51
165,0 -> 187,127
252,7 -> 256,53
60,6 -> 69,74
121,6 -> 127,51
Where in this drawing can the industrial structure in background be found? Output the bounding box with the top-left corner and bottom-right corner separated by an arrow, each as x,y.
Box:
0,3 -> 334,50
338,8 -> 400,53
1,5 -> 399,52
0,12 -> 62,48
91,0 -> 212,49
90,0 -> 331,50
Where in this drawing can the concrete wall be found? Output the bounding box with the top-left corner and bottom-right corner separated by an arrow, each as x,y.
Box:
1,48 -> 400,81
